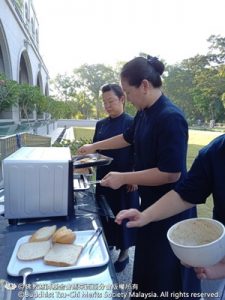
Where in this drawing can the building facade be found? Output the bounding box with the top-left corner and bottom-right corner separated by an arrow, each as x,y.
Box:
0,0 -> 49,123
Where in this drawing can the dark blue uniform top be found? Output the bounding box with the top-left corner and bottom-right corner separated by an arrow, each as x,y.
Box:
123,94 -> 200,298
93,112 -> 139,250
175,134 -> 225,225
94,113 -> 135,175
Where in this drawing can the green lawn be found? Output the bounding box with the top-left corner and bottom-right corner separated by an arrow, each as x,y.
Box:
187,129 -> 223,169
74,127 -> 223,218
73,127 -> 95,141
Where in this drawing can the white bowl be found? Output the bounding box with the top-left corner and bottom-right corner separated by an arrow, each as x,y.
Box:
167,218 -> 225,267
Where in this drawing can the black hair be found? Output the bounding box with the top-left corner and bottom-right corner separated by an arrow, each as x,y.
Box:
120,55 -> 165,88
101,83 -> 124,98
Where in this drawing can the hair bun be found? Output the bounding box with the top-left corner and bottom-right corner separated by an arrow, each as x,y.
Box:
147,55 -> 164,75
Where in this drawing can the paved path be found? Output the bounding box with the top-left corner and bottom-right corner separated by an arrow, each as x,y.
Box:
47,127 -> 75,145
47,127 -> 65,144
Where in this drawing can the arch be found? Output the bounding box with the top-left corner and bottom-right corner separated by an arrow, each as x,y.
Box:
18,50 -> 33,84
18,51 -> 34,119
0,20 -> 12,78
45,82 -> 49,96
0,47 -> 4,74
36,70 -> 43,92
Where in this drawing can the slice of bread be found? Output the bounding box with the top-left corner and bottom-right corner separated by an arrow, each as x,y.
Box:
29,225 -> 57,242
17,240 -> 51,261
44,243 -> 83,267
52,226 -> 76,244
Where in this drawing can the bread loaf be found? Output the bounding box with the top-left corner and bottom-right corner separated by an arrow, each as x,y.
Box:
52,226 -> 76,244
29,225 -> 57,242
17,240 -> 51,261
44,243 -> 83,267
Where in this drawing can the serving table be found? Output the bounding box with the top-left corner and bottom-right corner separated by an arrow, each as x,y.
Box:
0,188 -> 124,300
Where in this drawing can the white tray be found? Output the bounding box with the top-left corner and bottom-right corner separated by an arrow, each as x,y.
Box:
7,230 -> 109,276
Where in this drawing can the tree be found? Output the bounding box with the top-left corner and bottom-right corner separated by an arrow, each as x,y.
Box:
163,64 -> 195,121
52,73 -> 78,101
49,35 -> 225,123
52,64 -> 119,119
207,35 -> 225,65
74,64 -> 118,119
72,91 -> 94,119
193,67 -> 225,122
164,53 -> 225,124
44,97 -> 67,119
0,74 -> 19,111
18,83 -> 43,121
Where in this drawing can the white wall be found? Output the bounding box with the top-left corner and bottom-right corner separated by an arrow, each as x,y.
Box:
0,0 -> 49,122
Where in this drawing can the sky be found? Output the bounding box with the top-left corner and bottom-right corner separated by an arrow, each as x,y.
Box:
33,0 -> 225,79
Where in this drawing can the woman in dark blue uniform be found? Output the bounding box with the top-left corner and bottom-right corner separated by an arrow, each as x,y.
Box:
116,134 -> 225,299
78,56 -> 201,298
93,84 -> 139,272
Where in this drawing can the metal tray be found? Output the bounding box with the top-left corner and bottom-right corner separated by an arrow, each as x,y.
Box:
73,153 -> 113,169
7,230 -> 109,276
73,174 -> 90,191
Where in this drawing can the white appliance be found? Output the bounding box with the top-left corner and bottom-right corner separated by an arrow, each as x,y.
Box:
3,147 -> 74,223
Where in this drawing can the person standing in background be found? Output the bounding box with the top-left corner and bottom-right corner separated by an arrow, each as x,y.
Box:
78,56 -> 201,298
93,83 -> 139,272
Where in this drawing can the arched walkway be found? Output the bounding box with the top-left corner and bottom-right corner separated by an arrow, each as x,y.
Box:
19,50 -> 33,84
0,20 -> 12,78
37,70 -> 43,92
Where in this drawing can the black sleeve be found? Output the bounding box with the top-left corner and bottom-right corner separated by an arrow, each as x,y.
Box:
123,112 -> 138,145
174,151 -> 212,204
